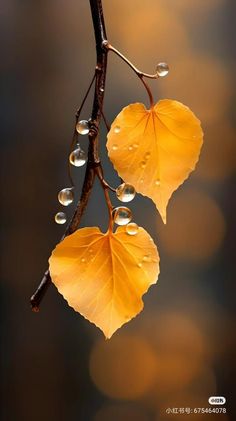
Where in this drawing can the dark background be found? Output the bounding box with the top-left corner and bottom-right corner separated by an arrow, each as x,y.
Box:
1,1 -> 235,420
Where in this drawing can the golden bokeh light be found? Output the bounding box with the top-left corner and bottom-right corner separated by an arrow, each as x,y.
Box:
158,189 -> 226,261
159,54 -> 231,124
151,313 -> 207,396
105,0 -> 190,67
153,313 -> 206,358
89,335 -> 157,400
159,0 -> 226,18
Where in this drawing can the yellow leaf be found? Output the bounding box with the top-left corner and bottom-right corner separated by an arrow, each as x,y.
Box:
107,100 -> 203,223
49,226 -> 160,338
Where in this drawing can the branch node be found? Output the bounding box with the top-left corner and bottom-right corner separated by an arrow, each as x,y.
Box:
101,40 -> 109,49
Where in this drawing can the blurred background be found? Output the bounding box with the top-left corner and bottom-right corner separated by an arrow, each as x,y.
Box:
1,0 -> 235,420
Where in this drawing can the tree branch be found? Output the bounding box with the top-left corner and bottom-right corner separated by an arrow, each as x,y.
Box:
30,0 -> 108,311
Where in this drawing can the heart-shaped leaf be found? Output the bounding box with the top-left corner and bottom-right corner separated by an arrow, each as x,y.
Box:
107,100 -> 203,223
49,226 -> 159,338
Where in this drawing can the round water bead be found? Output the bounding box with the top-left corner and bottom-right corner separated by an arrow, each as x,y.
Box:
114,126 -> 121,134
126,222 -> 139,236
69,148 -> 87,167
76,119 -> 89,135
55,212 -> 67,224
112,206 -> 132,226
58,187 -> 74,206
116,183 -> 136,203
156,62 -> 169,77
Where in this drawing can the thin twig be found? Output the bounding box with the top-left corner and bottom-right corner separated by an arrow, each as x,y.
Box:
105,42 -> 158,79
30,0 -> 108,311
104,42 -> 155,106
67,72 -> 96,187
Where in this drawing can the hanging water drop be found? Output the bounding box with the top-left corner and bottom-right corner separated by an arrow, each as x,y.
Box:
140,161 -> 146,169
156,62 -> 169,77
112,206 -> 132,226
155,179 -> 161,186
116,183 -> 136,203
58,187 -> 74,206
126,222 -> 139,236
114,126 -> 121,134
69,148 -> 87,167
55,212 -> 67,224
112,144 -> 118,150
76,119 -> 89,135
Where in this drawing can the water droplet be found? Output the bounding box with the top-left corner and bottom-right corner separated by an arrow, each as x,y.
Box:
137,262 -> 142,268
81,257 -> 86,263
112,144 -> 118,150
142,254 -> 152,262
128,145 -> 133,151
76,120 -> 89,135
116,183 -> 136,203
69,148 -> 87,167
112,206 -> 132,226
145,152 -> 151,159
155,179 -> 161,186
140,161 -> 146,169
58,187 -> 74,206
133,143 -> 139,148
100,87 -> 104,92
126,222 -> 139,236
156,62 -> 169,77
55,212 -> 67,224
114,126 -> 120,134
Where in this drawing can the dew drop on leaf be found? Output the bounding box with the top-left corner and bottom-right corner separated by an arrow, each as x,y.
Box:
114,126 -> 121,134
126,222 -> 139,236
142,254 -> 152,262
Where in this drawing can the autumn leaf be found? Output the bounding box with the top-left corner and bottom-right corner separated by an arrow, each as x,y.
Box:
107,100 -> 203,223
49,226 -> 160,338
